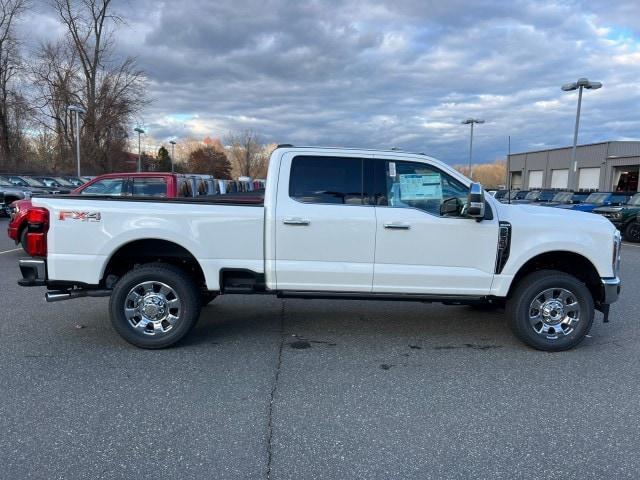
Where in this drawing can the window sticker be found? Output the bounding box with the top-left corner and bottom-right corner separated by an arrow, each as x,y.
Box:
389,162 -> 396,178
398,173 -> 442,201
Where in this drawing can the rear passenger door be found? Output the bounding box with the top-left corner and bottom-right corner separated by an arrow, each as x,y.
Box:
275,153 -> 376,292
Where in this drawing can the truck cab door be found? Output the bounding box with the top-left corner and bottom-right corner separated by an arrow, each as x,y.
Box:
372,157 -> 498,296
274,152 -> 376,292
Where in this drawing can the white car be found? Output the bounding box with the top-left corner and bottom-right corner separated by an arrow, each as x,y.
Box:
19,146 -> 621,351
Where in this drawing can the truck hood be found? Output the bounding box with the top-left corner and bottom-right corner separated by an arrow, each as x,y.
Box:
498,202 -> 616,232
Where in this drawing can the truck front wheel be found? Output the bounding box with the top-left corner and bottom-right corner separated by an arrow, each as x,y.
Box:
109,263 -> 202,349
506,270 -> 594,351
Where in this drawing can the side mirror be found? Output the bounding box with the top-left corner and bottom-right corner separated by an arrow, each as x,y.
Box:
467,182 -> 485,220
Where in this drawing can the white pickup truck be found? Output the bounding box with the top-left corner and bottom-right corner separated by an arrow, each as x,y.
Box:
18,146 -> 622,351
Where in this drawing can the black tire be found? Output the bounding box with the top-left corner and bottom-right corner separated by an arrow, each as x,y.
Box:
20,228 -> 29,254
624,221 -> 640,243
506,270 -> 594,352
108,263 -> 202,349
201,292 -> 218,306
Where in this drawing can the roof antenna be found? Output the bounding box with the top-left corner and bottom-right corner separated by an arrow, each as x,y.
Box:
507,135 -> 512,204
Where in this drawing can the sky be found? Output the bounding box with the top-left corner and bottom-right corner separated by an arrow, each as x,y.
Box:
18,0 -> 640,165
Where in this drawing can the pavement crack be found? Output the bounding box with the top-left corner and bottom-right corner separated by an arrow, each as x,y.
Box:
266,299 -> 285,480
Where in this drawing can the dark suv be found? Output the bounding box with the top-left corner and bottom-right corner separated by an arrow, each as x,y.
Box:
594,192 -> 640,242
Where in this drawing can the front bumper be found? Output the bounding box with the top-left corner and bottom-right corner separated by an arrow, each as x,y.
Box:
601,277 -> 621,305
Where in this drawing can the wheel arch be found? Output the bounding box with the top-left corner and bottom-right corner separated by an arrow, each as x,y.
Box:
101,238 -> 207,290
507,251 -> 603,304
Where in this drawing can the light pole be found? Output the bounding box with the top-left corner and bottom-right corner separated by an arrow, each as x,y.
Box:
461,118 -> 484,179
134,127 -> 145,172
67,105 -> 86,177
561,77 -> 602,190
169,140 -> 176,172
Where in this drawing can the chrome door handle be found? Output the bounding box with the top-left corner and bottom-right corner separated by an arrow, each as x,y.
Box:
283,217 -> 310,226
384,222 -> 410,230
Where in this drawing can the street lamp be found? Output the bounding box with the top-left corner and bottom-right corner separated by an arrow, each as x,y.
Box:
67,105 -> 86,177
169,140 -> 176,173
561,77 -> 602,189
461,118 -> 484,179
134,127 -> 145,172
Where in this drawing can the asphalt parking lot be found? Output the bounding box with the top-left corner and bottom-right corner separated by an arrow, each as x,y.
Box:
0,216 -> 639,479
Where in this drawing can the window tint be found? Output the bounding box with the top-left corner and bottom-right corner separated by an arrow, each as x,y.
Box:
383,160 -> 468,216
289,156 -> 363,205
81,178 -> 124,195
132,177 -> 167,197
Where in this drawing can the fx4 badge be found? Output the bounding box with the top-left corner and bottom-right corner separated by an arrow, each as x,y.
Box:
59,211 -> 102,222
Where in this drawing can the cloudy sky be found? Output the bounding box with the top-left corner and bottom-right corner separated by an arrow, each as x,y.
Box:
19,0 -> 640,165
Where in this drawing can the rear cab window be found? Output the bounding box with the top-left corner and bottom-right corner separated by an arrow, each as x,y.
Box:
81,178 -> 125,196
132,177 -> 167,197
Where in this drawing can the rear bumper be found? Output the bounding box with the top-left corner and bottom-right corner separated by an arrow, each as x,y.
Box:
601,277 -> 621,305
18,258 -> 47,286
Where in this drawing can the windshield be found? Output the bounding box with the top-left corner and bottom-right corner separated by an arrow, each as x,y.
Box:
524,191 -> 540,200
552,192 -> 573,202
628,194 -> 640,206
12,176 -> 45,187
585,193 -> 609,204
54,177 -> 74,186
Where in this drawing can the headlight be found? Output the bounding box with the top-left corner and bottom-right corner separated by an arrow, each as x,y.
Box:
613,231 -> 622,276
613,212 -> 623,219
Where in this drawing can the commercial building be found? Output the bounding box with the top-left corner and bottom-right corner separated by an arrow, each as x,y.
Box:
507,141 -> 640,192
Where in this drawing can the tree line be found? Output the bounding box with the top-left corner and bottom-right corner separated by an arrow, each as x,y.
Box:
0,0 -> 148,174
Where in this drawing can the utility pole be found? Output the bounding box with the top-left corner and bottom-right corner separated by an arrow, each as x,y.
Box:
67,105 -> 86,177
134,127 -> 145,172
461,118 -> 485,179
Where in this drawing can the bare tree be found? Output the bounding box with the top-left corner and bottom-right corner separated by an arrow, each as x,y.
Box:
31,40 -> 80,172
0,0 -> 27,170
50,0 -> 147,172
225,129 -> 264,178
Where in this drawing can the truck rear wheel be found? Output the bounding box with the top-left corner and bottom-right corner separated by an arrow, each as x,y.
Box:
506,270 -> 594,351
109,263 -> 202,349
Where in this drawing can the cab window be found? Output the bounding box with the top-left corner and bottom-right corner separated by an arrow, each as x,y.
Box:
289,156 -> 363,205
132,177 -> 167,197
382,160 -> 468,216
81,178 -> 125,195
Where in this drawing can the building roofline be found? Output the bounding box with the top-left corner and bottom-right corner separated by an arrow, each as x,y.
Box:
508,140 -> 640,157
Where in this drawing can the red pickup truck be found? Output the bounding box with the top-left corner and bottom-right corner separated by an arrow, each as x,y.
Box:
8,173 -> 201,252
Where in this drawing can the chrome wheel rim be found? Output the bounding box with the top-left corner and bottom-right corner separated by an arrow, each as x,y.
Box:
529,288 -> 580,340
124,281 -> 181,336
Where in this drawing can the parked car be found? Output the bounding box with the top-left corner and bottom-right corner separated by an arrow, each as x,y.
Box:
492,189 -> 509,201
511,189 -> 558,205
593,192 -> 640,242
500,190 -> 529,202
0,176 -> 49,211
542,191 -> 590,207
18,146 -> 621,352
60,176 -> 86,186
32,176 -> 73,193
554,192 -> 632,213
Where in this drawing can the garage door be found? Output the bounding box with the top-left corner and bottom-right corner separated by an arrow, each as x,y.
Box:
551,169 -> 569,189
528,170 -> 544,189
578,167 -> 600,190
511,172 -> 522,190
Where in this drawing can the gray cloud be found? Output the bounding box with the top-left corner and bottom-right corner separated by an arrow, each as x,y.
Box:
17,0 -> 640,164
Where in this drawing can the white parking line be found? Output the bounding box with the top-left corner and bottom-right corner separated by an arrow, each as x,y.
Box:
622,242 -> 640,248
0,248 -> 20,255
